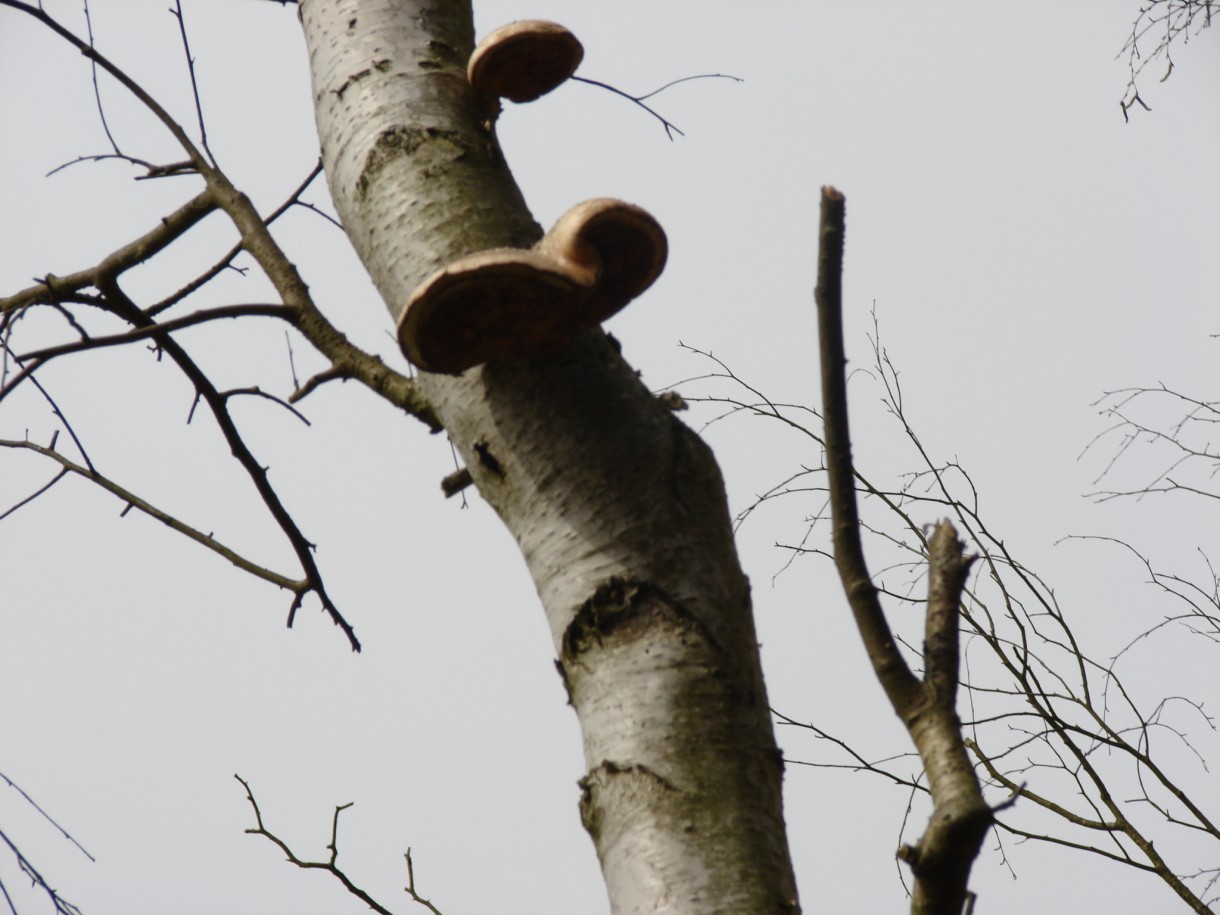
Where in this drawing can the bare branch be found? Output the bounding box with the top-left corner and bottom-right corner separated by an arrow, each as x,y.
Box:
0,828 -> 83,915
236,775 -> 445,915
82,0 -> 119,155
0,191 -> 216,319
683,199 -> 1213,909
147,161 -> 327,318
24,372 -> 94,473
814,186 -> 920,708
98,279 -> 362,649
403,849 -> 445,915
224,385 -> 313,426
0,1 -> 209,169
291,366 -> 350,403
440,467 -> 473,498
0,467 -> 68,522
0,437 -> 305,594
814,186 -> 990,915
924,521 -> 977,706
775,709 -> 927,792
195,166 -> 440,431
0,771 -> 94,863
1119,0 -> 1216,118
13,304 -> 292,367
168,0 -> 212,163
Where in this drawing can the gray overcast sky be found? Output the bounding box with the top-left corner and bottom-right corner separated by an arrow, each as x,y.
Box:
1,2 -> 1217,913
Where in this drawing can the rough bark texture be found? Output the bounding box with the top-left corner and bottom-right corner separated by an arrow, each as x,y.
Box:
298,1 -> 799,911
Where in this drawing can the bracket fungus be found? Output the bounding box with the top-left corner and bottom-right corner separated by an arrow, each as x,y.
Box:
398,199 -> 667,375
467,20 -> 584,103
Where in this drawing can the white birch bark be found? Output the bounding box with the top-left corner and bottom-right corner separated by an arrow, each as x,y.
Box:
299,1 -> 800,911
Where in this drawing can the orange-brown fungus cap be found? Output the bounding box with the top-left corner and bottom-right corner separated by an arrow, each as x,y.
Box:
467,20 -> 583,103
398,200 -> 667,375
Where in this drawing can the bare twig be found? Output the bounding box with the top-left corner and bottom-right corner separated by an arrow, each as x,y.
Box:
0,467 -> 68,522
0,825 -> 84,915
676,312 -> 1217,910
82,0 -> 119,155
224,385 -> 313,426
24,372 -> 94,473
236,775 -> 397,915
571,72 -> 742,141
98,279 -> 361,649
0,1 -> 209,168
147,160 -> 327,318
403,849 -> 444,915
236,775 -> 446,915
1118,0 -> 1216,119
0,4 -> 447,656
775,709 -> 926,791
168,0 -> 212,162
0,437 -> 307,594
0,771 -> 94,862
13,304 -> 292,367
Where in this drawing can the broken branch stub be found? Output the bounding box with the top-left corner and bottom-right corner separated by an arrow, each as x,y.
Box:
398,198 -> 666,375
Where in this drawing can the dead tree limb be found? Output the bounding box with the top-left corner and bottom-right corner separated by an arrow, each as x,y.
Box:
814,186 -> 991,915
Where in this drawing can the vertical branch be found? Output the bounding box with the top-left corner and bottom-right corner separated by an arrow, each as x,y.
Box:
814,185 -> 991,915
814,186 -> 920,710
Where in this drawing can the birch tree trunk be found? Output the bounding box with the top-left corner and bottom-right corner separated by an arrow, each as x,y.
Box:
298,1 -> 799,911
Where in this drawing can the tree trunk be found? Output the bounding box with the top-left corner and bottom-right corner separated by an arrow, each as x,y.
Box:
298,0 -> 799,911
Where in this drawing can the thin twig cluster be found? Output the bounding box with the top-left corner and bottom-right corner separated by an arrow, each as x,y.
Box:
675,313 -> 1218,911
1119,0 -> 1215,120
1,0 -> 445,655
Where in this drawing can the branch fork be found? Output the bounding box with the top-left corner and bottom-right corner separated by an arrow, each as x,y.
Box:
815,185 -> 991,914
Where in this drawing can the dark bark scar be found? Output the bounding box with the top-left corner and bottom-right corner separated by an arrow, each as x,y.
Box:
562,577 -> 721,660
473,439 -> 504,479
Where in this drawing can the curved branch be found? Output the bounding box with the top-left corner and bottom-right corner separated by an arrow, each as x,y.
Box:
814,185 -> 919,707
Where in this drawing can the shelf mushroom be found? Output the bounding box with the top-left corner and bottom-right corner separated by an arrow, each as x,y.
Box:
398,199 -> 667,374
467,20 -> 583,103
